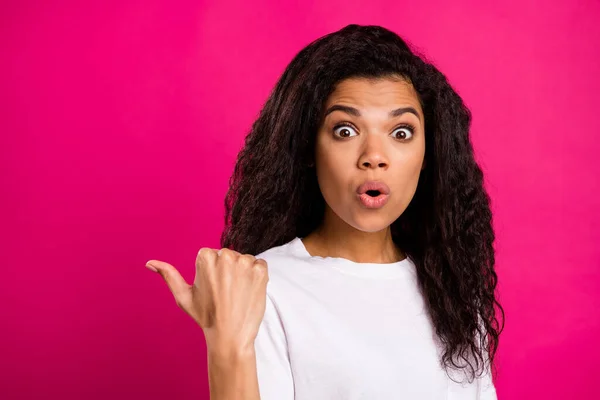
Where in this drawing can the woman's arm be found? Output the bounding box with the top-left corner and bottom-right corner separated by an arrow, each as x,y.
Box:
144,248 -> 269,400
205,289 -> 295,400
207,345 -> 260,400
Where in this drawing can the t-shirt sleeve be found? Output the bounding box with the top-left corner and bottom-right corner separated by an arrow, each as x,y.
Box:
254,292 -> 295,400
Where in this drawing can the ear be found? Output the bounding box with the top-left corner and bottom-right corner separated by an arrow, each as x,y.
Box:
421,158 -> 426,171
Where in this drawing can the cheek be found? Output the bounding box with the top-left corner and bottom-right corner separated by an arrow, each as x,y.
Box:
314,153 -> 355,207
315,158 -> 350,199
315,137 -> 351,181
390,157 -> 423,208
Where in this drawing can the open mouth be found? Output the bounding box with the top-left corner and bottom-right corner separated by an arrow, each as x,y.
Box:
366,190 -> 381,197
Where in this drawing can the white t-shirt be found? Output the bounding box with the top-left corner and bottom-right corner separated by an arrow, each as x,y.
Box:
254,237 -> 497,400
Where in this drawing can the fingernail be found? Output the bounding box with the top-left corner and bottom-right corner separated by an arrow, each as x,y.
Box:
145,261 -> 158,272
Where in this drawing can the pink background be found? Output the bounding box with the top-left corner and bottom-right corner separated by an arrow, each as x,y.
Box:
1,1 -> 599,399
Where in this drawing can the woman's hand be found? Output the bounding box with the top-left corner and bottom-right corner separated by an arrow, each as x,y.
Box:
145,247 -> 269,356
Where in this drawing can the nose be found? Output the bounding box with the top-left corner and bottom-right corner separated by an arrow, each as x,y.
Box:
358,136 -> 389,170
360,157 -> 388,169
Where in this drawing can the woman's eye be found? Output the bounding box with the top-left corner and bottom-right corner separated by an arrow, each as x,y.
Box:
333,123 -> 415,140
333,124 -> 358,138
391,125 -> 415,140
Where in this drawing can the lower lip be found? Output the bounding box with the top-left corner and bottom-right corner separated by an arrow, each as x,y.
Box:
357,193 -> 389,209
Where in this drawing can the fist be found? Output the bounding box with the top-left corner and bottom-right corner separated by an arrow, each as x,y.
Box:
146,247 -> 269,354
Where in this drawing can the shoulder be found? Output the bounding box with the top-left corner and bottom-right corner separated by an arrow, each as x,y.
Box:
255,237 -> 301,271
255,239 -> 294,261
254,237 -> 308,296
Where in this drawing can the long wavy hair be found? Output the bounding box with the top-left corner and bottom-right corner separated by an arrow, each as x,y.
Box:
220,24 -> 504,383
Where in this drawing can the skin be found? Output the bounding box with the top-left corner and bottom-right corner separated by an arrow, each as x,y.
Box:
302,75 -> 426,264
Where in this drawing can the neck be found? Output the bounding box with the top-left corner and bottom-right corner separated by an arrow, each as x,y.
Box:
302,208 -> 405,264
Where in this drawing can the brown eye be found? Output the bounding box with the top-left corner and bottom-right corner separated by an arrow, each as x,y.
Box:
333,123 -> 358,138
391,124 -> 415,141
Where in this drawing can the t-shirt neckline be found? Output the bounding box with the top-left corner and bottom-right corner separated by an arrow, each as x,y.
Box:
290,237 -> 415,279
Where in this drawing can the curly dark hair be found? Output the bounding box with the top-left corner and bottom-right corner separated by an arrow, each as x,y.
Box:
220,24 -> 505,383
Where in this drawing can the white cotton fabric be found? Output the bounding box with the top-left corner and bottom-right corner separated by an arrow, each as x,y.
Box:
253,237 -> 497,400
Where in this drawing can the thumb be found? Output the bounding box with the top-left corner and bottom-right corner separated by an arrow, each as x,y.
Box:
146,260 -> 192,309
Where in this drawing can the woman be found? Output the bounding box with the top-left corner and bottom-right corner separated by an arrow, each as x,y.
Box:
146,24 -> 505,399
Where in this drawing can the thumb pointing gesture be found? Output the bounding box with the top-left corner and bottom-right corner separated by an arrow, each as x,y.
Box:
145,247 -> 269,353
146,260 -> 194,316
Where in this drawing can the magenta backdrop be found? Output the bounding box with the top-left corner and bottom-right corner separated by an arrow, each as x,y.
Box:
1,1 -> 599,399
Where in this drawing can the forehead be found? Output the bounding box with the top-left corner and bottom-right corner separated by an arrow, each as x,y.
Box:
325,76 -> 421,110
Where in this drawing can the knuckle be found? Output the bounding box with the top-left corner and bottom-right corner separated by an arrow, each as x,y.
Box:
197,247 -> 212,257
254,258 -> 268,269
195,249 -> 214,272
253,260 -> 269,276
218,248 -> 238,262
196,247 -> 215,264
239,254 -> 256,266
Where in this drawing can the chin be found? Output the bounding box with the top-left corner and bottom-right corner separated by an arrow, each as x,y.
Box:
347,216 -> 394,234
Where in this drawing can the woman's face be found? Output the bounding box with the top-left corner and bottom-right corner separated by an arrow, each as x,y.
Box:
314,76 -> 426,233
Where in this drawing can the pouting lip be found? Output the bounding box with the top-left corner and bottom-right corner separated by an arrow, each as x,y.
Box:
356,180 -> 391,195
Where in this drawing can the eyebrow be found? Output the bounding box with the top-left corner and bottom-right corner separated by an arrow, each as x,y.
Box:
323,104 -> 421,122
